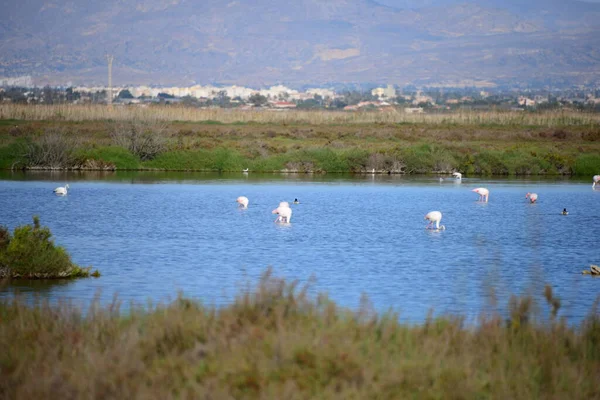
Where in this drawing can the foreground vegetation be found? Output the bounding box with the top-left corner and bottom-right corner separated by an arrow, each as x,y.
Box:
1,105 -> 599,175
0,270 -> 598,399
0,216 -> 98,279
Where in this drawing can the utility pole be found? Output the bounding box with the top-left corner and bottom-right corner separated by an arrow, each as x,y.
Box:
106,54 -> 114,107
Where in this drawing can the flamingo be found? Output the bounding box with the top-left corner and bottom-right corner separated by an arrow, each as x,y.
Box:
53,184 -> 69,196
593,175 -> 600,188
272,202 -> 292,223
236,196 -> 249,208
242,168 -> 249,173
452,172 -> 462,180
424,211 -> 445,230
525,192 -> 538,203
472,187 -> 489,202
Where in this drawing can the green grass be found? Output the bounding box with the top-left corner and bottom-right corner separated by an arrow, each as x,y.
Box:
0,269 -> 598,399
144,148 -> 251,172
0,119 -> 23,126
76,146 -> 140,170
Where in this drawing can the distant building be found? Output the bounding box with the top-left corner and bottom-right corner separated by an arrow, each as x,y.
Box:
371,84 -> 396,99
404,107 -> 424,114
0,75 -> 33,87
271,101 -> 296,109
412,91 -> 435,105
518,96 -> 536,106
306,88 -> 336,98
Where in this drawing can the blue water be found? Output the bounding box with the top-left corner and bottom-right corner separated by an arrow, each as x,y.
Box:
1,171 -> 599,323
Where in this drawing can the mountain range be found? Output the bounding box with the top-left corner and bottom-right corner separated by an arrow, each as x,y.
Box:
1,0 -> 600,88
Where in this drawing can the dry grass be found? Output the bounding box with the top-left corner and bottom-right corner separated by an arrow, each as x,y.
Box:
2,103 -> 600,127
0,269 -> 598,399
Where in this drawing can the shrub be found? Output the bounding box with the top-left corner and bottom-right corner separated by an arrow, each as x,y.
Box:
23,127 -> 79,168
573,154 -> 600,176
0,216 -> 98,279
469,151 -> 509,175
0,140 -> 28,169
110,120 -> 169,161
343,148 -> 370,172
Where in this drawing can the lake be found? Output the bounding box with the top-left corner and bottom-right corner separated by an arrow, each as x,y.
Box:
1,171 -> 599,324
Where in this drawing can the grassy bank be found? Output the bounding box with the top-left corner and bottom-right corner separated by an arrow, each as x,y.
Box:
1,108 -> 599,175
0,270 -> 598,399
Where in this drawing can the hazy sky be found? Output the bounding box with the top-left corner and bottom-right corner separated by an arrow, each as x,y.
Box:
375,0 -> 600,6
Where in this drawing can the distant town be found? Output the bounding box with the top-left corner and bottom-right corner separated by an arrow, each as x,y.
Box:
2,77 -> 600,113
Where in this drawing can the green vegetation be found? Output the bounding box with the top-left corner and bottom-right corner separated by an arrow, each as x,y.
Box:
0,114 -> 599,175
76,146 -> 140,170
0,216 -> 99,279
0,270 -> 598,398
573,154 -> 600,176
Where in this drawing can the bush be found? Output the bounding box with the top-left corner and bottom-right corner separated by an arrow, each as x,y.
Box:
24,127 -> 79,168
0,216 -> 98,279
111,120 -> 169,161
573,154 -> 600,176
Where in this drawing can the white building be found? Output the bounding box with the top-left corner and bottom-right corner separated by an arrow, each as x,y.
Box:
371,84 -> 396,99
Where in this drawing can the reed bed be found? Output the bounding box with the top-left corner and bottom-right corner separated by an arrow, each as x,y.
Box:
2,103 -> 599,127
0,270 -> 598,399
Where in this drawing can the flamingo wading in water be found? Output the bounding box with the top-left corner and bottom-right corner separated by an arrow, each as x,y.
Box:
53,184 -> 69,196
425,211 -> 445,230
593,175 -> 600,188
452,172 -> 462,180
525,192 -> 538,203
272,202 -> 292,223
472,188 -> 489,202
236,196 -> 249,208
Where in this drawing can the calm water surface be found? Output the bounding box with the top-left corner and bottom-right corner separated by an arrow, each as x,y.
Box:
1,171 -> 599,323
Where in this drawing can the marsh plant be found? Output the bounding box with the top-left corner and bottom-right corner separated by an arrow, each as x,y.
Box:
0,269 -> 598,399
2,103 -> 600,127
0,216 -> 98,279
22,127 -> 79,169
110,119 -> 169,161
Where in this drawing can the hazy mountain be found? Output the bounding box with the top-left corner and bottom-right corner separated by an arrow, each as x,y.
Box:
1,0 -> 599,88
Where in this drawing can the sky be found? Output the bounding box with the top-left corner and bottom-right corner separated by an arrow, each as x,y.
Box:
375,0 -> 600,6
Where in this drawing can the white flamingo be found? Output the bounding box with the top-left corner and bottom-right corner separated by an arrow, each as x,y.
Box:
452,172 -> 462,180
272,202 -> 292,223
472,187 -> 489,202
593,175 -> 600,188
236,196 -> 249,208
53,184 -> 69,196
525,192 -> 538,203
424,211 -> 445,230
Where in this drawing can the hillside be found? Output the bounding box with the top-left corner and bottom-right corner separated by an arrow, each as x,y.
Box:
1,0 -> 600,87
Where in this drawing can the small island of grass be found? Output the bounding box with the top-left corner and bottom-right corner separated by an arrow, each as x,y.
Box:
0,216 -> 99,279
